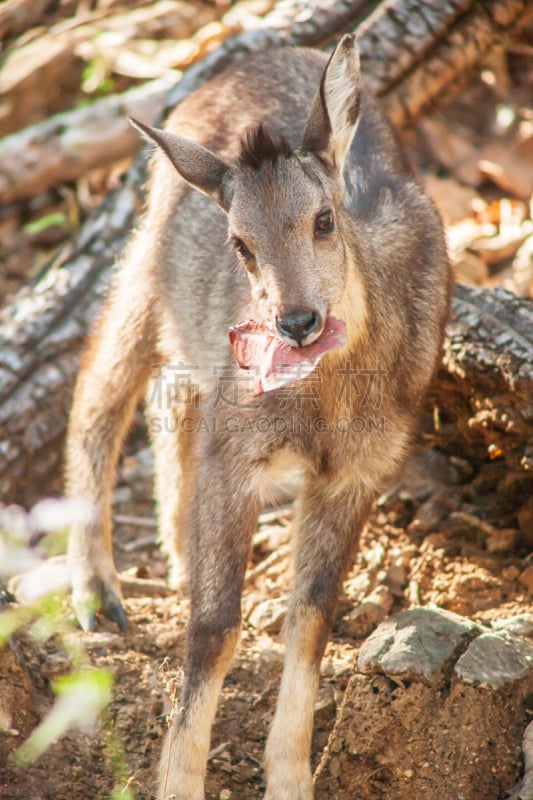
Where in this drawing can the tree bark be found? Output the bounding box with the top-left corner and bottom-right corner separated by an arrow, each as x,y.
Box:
0,79 -> 168,205
2,0 -> 530,202
1,0 -> 532,503
359,0 -> 533,124
0,0 -> 50,41
432,285 -> 533,473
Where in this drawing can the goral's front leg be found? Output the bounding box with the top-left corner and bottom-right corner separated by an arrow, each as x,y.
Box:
263,607 -> 320,800
159,625 -> 240,800
158,435 -> 262,800
264,474 -> 375,800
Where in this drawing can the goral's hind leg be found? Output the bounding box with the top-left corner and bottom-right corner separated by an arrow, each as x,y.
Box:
66,251 -> 155,631
146,377 -> 201,592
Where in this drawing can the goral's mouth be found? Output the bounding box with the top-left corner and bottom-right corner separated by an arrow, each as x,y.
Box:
229,316 -> 347,395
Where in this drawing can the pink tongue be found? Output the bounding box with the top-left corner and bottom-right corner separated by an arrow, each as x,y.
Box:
229,316 -> 347,395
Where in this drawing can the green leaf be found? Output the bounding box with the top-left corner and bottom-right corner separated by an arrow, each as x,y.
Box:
24,212 -> 69,236
13,668 -> 114,765
106,785 -> 135,800
0,605 -> 35,643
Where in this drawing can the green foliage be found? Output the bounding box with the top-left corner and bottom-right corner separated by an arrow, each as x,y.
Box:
0,499 -> 130,797
82,56 -> 115,97
23,212 -> 69,235
14,669 -> 114,765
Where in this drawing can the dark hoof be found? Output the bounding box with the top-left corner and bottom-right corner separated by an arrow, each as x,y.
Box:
102,588 -> 129,630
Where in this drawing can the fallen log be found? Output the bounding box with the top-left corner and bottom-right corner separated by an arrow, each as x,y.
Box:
432,284 -> 533,473
2,0 -> 530,204
0,0 -> 50,42
0,79 -> 169,205
358,0 -> 533,124
0,0 -> 532,504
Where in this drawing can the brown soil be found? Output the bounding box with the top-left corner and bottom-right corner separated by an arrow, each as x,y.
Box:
1,444 -> 532,800
315,670 -> 533,800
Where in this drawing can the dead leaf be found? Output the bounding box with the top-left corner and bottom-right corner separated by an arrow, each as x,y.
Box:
419,117 -> 481,186
478,135 -> 533,200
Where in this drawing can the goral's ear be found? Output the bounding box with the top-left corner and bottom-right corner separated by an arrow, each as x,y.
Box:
301,34 -> 361,175
130,118 -> 233,212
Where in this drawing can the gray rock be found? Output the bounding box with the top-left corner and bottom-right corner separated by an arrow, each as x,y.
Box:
340,586 -> 393,640
247,597 -> 287,635
492,614 -> 533,638
314,684 -> 337,729
358,607 -> 481,681
454,632 -> 533,689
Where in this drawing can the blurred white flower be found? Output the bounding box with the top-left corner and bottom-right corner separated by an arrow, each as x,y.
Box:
0,497 -> 94,588
0,504 -> 39,578
8,556 -> 71,602
29,497 -> 95,535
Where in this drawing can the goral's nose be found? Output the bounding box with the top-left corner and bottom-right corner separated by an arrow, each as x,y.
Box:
275,309 -> 322,346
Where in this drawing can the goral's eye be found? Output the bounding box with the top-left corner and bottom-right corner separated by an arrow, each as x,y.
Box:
315,209 -> 334,235
230,236 -> 253,261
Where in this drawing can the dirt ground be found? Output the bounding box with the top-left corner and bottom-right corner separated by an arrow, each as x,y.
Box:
1,438 -> 533,800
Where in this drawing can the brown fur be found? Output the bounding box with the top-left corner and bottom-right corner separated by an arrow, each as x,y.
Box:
66,36 -> 451,800
237,123 -> 293,169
